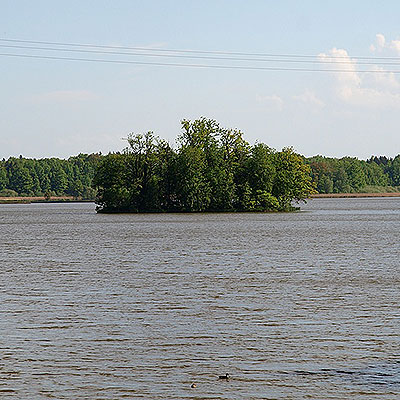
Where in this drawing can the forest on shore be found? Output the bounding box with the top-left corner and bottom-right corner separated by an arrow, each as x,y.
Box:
1,118 -> 400,210
0,153 -> 100,200
307,155 -> 400,194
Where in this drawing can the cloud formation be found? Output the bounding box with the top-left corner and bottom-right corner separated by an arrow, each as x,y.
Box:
370,33 -> 400,54
369,33 -> 386,52
293,90 -> 325,108
256,94 -> 284,111
318,46 -> 400,108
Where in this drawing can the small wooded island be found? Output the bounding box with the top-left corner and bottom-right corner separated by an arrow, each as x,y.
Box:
94,118 -> 314,213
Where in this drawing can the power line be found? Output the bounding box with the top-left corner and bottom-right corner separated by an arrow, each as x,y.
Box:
2,37 -> 400,73
2,37 -> 400,61
3,43 -> 400,67
2,51 -> 400,73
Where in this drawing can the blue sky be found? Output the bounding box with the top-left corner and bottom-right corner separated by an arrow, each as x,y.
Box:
2,1 -> 400,159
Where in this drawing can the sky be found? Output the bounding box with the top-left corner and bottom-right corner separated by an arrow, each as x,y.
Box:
1,0 -> 400,160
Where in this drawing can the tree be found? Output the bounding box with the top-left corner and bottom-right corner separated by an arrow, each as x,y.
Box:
94,118 -> 317,213
389,155 -> 400,186
50,161 -> 68,194
7,159 -> 34,195
124,132 -> 167,211
175,145 -> 211,211
0,154 -> 98,199
342,157 -> 366,191
272,148 -> 315,210
93,153 -> 130,212
177,118 -> 249,211
0,164 -> 8,191
245,143 -> 277,210
333,166 -> 350,193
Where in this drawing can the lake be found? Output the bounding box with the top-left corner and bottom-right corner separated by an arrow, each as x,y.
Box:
0,198 -> 399,399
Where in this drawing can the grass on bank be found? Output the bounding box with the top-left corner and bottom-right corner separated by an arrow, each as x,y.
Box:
357,185 -> 400,193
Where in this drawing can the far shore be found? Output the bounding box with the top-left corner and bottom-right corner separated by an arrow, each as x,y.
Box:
311,192 -> 400,198
2,193 -> 400,205
0,196 -> 92,204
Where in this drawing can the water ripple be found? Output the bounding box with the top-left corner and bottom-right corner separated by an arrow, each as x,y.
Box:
0,200 -> 399,398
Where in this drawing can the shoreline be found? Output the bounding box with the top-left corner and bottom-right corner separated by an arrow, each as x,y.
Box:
1,193 -> 400,205
310,192 -> 400,198
0,196 -> 93,204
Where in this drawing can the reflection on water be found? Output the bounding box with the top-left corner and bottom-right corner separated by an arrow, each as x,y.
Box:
0,198 -> 399,399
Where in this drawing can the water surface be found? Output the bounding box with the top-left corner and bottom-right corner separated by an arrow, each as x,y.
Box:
0,198 -> 399,399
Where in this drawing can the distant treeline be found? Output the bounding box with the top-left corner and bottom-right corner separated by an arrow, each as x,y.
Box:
307,155 -> 400,194
94,118 -> 314,213
2,121 -> 400,204
0,153 -> 100,199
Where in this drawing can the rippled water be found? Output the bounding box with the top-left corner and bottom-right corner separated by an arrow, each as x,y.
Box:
0,198 -> 399,399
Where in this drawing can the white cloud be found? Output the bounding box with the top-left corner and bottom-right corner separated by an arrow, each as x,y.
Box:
365,67 -> 400,91
318,48 -> 361,87
256,94 -> 284,111
319,46 -> 400,109
390,39 -> 400,54
370,33 -> 400,55
293,90 -> 325,108
338,86 -> 400,108
370,33 -> 386,52
376,33 -> 386,48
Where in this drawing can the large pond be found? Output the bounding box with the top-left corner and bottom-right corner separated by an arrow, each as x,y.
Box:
0,198 -> 399,399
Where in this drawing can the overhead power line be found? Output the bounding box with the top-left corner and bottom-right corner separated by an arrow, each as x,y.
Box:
2,37 -> 400,60
3,43 -> 400,67
3,52 -> 400,73
2,37 -> 400,73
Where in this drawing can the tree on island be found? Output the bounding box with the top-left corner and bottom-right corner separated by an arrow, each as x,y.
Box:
93,118 -> 315,213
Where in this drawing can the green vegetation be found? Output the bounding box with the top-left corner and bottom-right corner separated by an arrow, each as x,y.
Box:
307,155 -> 400,194
0,154 -> 100,199
93,118 -> 315,213
2,118 -> 400,208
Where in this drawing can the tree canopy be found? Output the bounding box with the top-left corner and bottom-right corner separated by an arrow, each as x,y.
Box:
0,153 -> 100,199
2,118 -> 400,205
307,155 -> 400,194
93,118 -> 315,213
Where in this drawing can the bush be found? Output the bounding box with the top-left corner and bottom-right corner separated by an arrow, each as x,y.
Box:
0,189 -> 19,197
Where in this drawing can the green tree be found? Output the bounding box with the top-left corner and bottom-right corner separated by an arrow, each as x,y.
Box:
124,132 -> 165,211
50,162 -> 68,194
94,118 -> 317,213
0,164 -> 8,191
272,148 -> 315,210
175,145 -> 211,211
7,159 -> 34,195
177,118 -> 249,211
245,143 -> 277,210
342,157 -> 366,191
93,153 -> 130,212
333,167 -> 351,193
389,155 -> 400,186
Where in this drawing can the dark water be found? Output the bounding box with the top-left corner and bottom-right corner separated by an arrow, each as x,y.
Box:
0,198 -> 399,399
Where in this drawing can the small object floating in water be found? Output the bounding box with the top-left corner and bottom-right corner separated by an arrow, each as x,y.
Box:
218,373 -> 230,380
191,383 -> 197,388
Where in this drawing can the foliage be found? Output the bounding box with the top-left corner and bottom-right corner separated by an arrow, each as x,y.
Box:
0,154 -> 101,199
94,118 -> 315,213
0,188 -> 18,197
3,118 -> 400,205
306,155 -> 400,194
